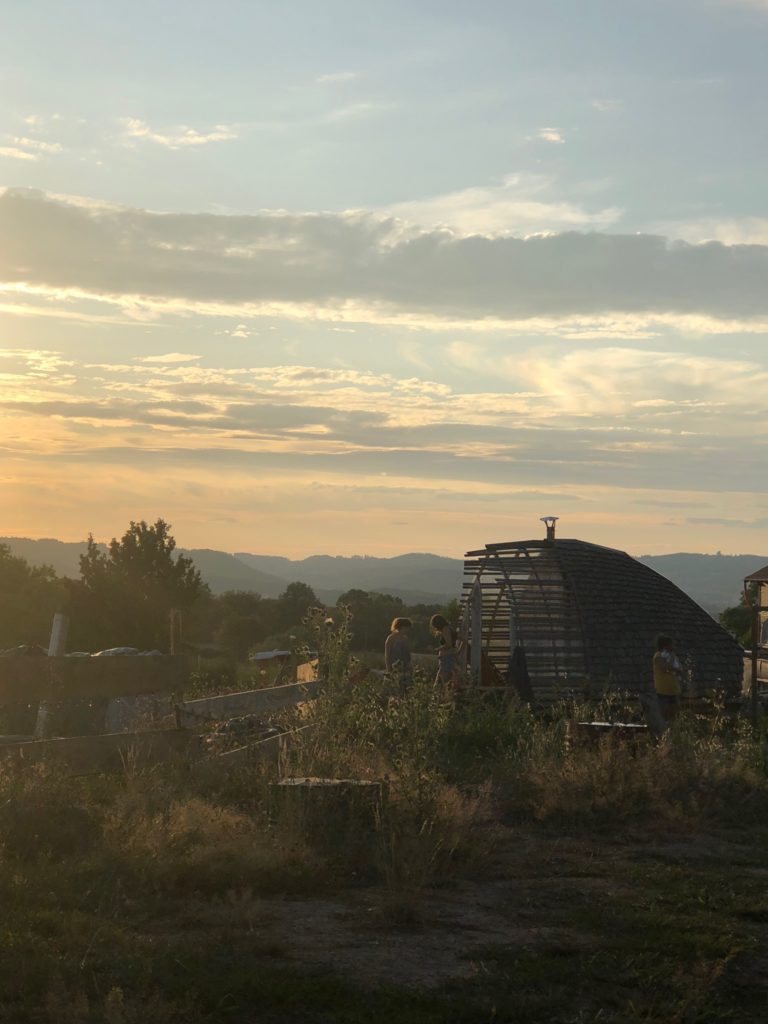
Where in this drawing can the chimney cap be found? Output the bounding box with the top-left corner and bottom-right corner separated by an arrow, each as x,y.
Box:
540,515 -> 559,541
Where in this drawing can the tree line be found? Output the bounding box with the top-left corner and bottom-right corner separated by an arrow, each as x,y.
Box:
0,519 -> 458,658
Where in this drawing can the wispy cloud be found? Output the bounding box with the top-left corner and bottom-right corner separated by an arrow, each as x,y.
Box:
316,71 -> 358,84
647,215 -> 768,245
388,173 -> 621,237
134,352 -> 203,364
13,136 -> 63,154
323,102 -> 390,122
0,146 -> 38,161
122,118 -> 238,149
536,127 -> 565,144
591,99 -> 622,112
687,516 -> 768,529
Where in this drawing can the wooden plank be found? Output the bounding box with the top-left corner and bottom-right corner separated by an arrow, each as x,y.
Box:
197,724 -> 314,778
178,680 -> 320,724
0,656 -> 188,705
0,728 -> 199,771
204,732 -> 281,771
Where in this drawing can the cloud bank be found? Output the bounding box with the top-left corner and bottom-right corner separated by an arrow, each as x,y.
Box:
1,188 -> 767,326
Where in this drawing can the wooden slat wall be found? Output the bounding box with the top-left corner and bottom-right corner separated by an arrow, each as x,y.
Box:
0,656 -> 188,705
463,543 -> 587,704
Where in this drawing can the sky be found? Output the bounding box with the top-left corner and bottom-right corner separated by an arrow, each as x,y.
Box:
2,0 -> 768,558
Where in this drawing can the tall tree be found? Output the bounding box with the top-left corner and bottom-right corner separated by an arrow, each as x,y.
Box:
337,589 -> 405,651
72,519 -> 206,651
0,544 -> 63,650
275,581 -> 318,632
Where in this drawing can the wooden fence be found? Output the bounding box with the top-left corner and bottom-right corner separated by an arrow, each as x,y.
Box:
0,655 -> 319,773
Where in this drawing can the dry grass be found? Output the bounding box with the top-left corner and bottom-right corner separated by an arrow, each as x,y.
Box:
2,641 -> 768,1020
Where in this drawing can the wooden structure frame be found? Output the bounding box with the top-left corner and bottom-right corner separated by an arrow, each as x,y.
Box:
743,565 -> 768,725
462,530 -> 744,704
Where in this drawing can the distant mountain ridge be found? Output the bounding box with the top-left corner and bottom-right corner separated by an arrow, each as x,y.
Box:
0,537 -> 461,604
2,537 -> 766,613
637,553 -> 767,616
234,551 -> 463,604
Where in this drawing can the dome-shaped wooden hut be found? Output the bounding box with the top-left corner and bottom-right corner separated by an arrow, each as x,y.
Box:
461,522 -> 743,703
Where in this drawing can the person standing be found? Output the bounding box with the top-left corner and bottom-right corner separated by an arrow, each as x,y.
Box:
653,634 -> 685,723
430,613 -> 459,686
385,617 -> 413,691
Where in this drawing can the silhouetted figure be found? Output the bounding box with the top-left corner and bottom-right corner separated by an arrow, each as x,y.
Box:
430,613 -> 459,686
507,644 -> 533,703
653,633 -> 685,723
385,617 -> 412,691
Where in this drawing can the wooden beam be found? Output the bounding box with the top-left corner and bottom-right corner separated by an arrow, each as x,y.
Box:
0,728 -> 199,771
196,724 -> 314,778
178,680 -> 320,725
0,656 -> 188,705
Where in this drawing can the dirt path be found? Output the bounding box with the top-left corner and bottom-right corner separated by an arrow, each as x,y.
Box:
151,829 -> 766,994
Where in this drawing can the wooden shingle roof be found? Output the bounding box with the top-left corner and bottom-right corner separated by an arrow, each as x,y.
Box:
463,537 -> 744,698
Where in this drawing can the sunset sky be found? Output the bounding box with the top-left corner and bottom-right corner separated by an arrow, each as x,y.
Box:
2,0 -> 768,558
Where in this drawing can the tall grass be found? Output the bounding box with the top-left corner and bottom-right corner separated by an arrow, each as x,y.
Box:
2,639 -> 768,1020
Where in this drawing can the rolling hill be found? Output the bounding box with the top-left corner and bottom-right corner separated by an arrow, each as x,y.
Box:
2,537 -> 765,614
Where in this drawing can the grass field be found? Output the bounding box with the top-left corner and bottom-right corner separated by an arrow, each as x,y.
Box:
3,663 -> 768,1022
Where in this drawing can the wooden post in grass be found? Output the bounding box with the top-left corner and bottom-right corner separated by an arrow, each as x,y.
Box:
470,581 -> 483,685
35,612 -> 70,739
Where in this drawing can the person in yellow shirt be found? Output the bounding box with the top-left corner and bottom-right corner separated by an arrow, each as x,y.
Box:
653,634 -> 685,722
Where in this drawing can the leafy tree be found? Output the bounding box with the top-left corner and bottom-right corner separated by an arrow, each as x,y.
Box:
275,581 -> 318,632
337,589 -> 405,651
0,544 -> 64,650
213,590 -> 268,659
70,519 -> 207,651
719,588 -> 756,648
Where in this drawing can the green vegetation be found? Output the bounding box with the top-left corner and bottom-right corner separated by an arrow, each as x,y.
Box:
719,589 -> 756,648
0,519 -> 456,663
0,542 -> 65,651
69,519 -> 207,651
3,522 -> 768,1020
1,663 -> 767,1021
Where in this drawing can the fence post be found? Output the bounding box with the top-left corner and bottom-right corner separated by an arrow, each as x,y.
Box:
35,612 -> 71,739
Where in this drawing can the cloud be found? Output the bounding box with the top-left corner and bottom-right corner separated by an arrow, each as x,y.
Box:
316,71 -> 358,84
1,342 -> 767,562
2,347 -> 764,479
648,216 -> 768,246
322,102 -> 390,122
388,173 -> 622,237
0,147 -> 38,161
2,188 -> 768,329
227,324 -> 251,338
536,127 -> 565,144
13,137 -> 62,154
591,99 -> 622,113
122,119 -> 238,149
134,353 -> 203,364
687,516 -> 768,529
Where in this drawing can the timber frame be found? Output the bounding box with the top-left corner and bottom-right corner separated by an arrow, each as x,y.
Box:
461,533 -> 744,704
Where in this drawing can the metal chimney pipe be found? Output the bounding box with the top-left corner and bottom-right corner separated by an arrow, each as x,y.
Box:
539,516 -> 559,543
